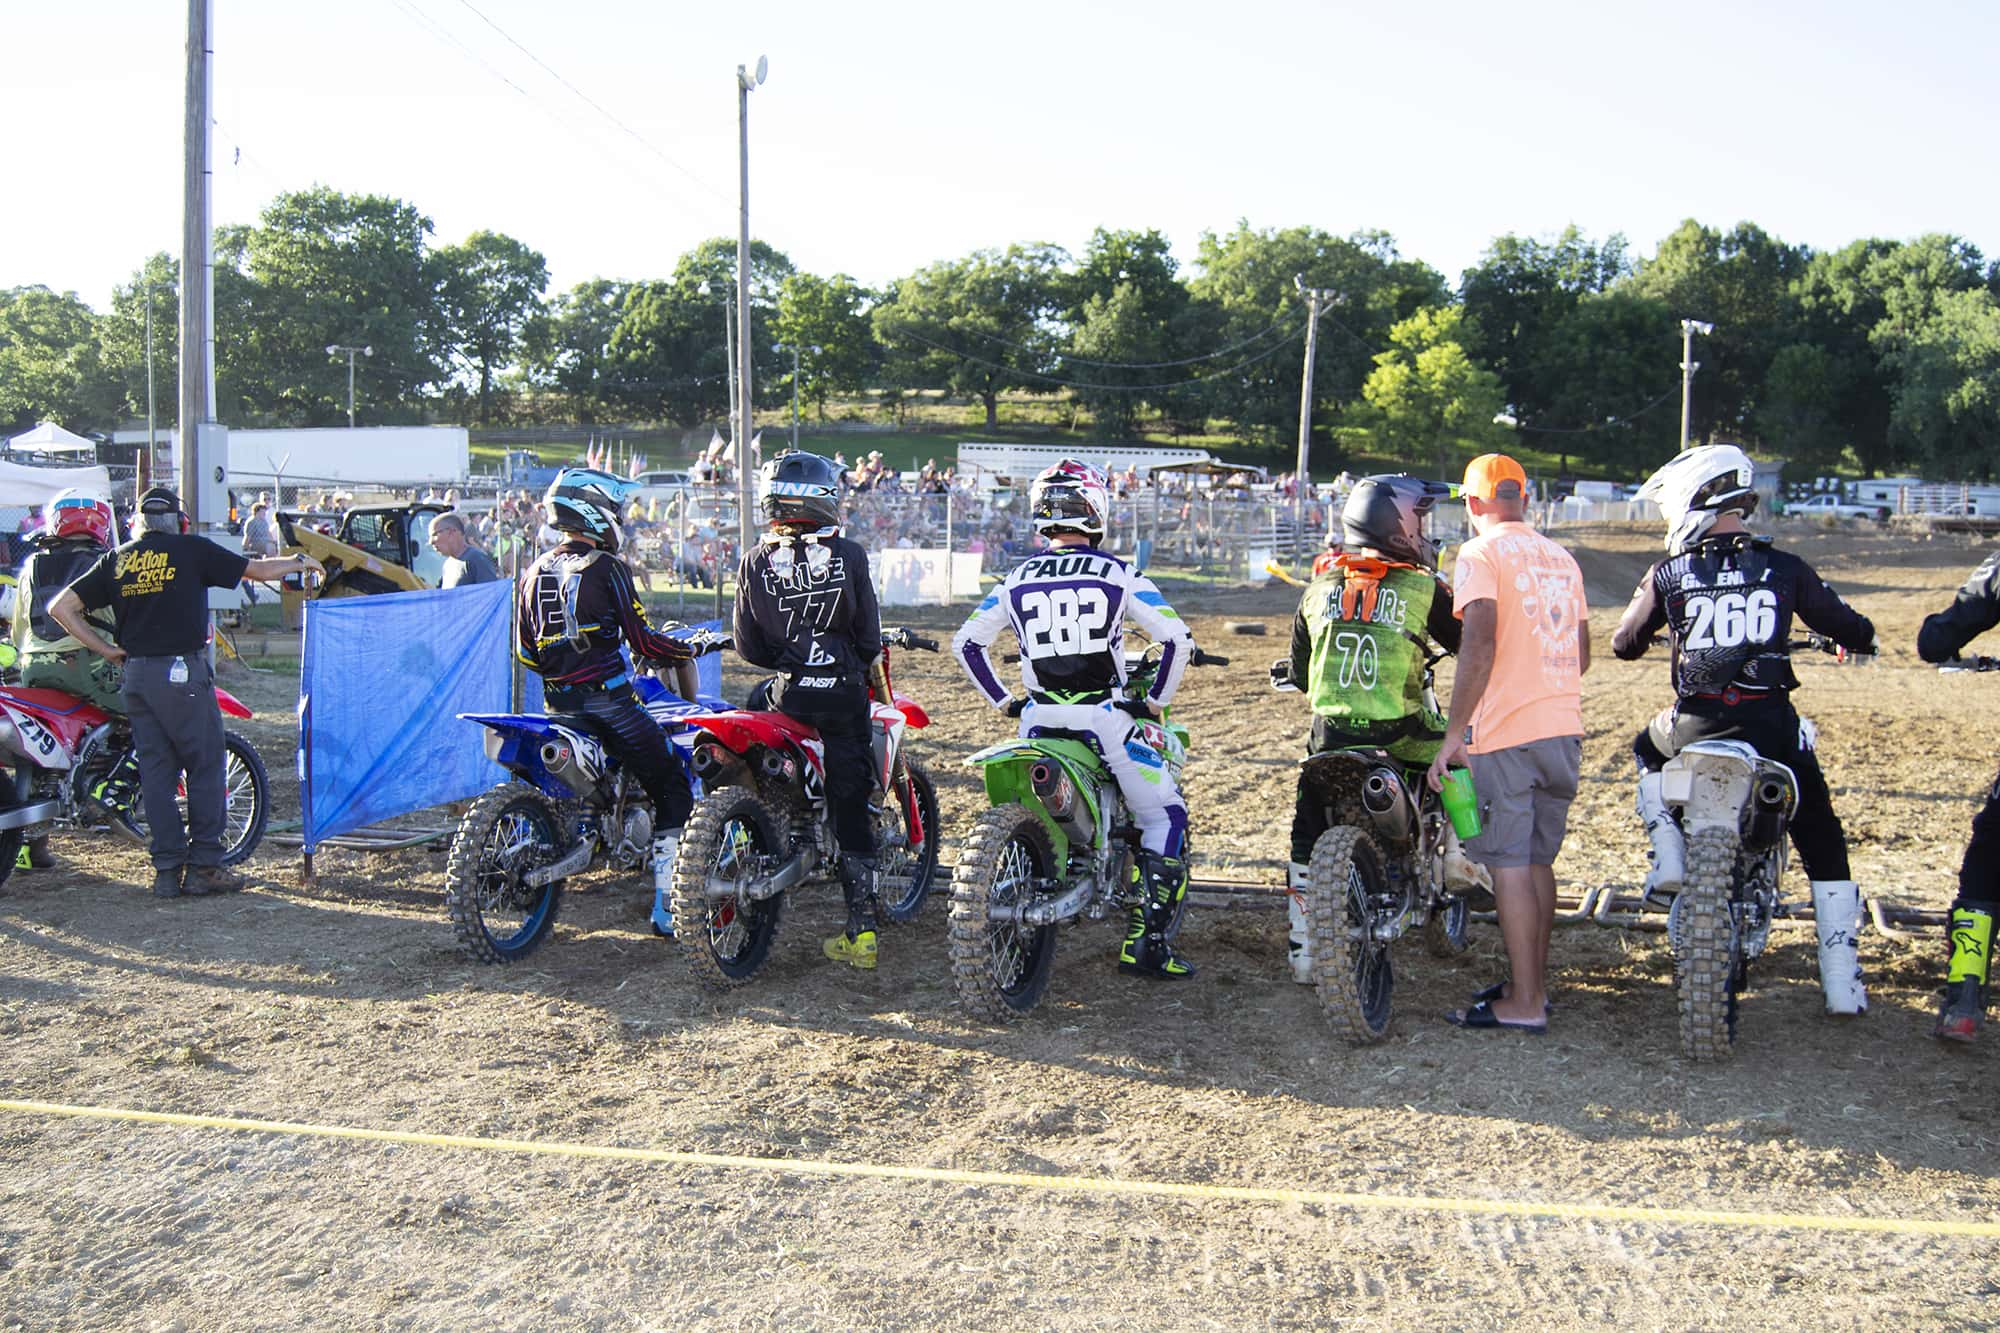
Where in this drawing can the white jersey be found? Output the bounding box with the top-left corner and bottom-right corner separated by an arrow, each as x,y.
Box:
953,544 -> 1192,708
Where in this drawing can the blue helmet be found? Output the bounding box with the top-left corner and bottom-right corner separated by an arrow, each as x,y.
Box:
542,467 -> 634,553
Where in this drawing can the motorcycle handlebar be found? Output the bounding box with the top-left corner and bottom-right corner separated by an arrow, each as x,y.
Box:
883,628 -> 939,653
1192,649 -> 1229,667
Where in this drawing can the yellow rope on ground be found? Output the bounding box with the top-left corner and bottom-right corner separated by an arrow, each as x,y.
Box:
4,1098 -> 1996,1238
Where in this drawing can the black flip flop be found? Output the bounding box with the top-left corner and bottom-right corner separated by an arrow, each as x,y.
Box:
1445,998 -> 1548,1034
1471,981 -> 1554,1017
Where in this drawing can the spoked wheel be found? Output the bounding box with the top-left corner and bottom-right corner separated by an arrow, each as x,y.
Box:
443,784 -> 566,964
1676,826 -> 1742,1062
1423,892 -> 1471,957
670,785 -> 785,988
948,804 -> 1058,1021
876,757 -> 940,924
114,731 -> 271,865
1308,826 -> 1395,1044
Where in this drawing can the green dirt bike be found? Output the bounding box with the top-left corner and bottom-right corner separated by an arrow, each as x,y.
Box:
947,639 -> 1227,1020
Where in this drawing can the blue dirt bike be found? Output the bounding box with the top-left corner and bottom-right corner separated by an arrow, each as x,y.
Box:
444,631 -> 732,964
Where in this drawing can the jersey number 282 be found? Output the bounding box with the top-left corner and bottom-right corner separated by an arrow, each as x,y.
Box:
1020,587 -> 1111,658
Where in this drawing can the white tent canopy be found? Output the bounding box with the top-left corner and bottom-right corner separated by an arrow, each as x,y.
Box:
6,422 -> 98,458
0,458 -> 114,508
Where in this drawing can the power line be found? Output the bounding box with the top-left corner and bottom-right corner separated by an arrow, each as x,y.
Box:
881,323 -> 1305,393
454,0 -> 729,205
944,310 -> 1298,369
1506,383 -> 1684,433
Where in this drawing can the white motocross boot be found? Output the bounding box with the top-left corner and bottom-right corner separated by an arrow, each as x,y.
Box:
1810,879 -> 1868,1015
1636,772 -> 1686,903
1441,825 -> 1491,895
1287,862 -> 1314,984
649,832 -> 680,937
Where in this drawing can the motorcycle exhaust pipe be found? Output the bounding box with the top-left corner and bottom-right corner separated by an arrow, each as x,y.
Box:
538,741 -> 591,796
1361,769 -> 1413,842
1030,760 -> 1076,819
691,743 -> 730,780
759,750 -> 797,785
1745,776 -> 1793,848
1755,778 -> 1790,809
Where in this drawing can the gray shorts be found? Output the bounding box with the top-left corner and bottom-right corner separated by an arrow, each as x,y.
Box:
1464,735 -> 1582,870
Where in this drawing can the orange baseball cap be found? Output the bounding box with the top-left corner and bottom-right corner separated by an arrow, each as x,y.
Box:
1462,453 -> 1528,500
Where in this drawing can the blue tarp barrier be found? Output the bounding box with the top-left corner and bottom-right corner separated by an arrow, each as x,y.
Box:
298,580 -> 513,853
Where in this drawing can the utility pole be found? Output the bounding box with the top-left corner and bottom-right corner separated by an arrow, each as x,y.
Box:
1293,277 -> 1336,553
180,0 -> 217,527
1679,318 -> 1714,450
142,281 -> 162,490
326,344 -> 373,427
735,56 -> 767,561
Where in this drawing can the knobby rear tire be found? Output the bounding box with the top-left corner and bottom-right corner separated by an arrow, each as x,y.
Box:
1309,825 -> 1395,1045
670,785 -> 785,988
1675,825 -> 1741,1062
948,804 -> 1058,1021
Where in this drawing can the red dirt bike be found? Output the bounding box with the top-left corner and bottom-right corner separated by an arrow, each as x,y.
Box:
0,679 -> 271,889
669,628 -> 942,986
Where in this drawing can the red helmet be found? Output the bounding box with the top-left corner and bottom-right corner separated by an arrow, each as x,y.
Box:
44,489 -> 114,547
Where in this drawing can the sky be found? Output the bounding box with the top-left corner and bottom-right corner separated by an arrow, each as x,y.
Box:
7,0 -> 1998,312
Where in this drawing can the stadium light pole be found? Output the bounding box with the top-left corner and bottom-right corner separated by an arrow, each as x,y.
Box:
735,55 -> 768,559
1293,276 -> 1337,555
1679,319 -> 1714,450
142,280 -> 169,489
326,344 -> 373,427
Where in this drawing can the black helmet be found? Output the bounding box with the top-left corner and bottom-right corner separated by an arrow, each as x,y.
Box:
760,450 -> 844,529
543,467 -> 633,553
1341,474 -> 1453,569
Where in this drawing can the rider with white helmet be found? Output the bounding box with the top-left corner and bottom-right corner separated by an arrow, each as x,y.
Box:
953,459 -> 1200,980
1613,444 -> 1879,1015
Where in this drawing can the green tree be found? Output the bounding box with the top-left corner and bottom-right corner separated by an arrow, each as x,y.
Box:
872,242 -> 1069,428
606,238 -> 794,423
1752,342 -> 1849,471
1532,290 -> 1680,474
0,285 -> 114,431
1887,288 -> 2000,476
1059,230 -> 1196,439
1353,305 -> 1508,476
436,230 -> 549,423
521,278 -> 628,421
1186,224 -> 1448,450
98,253 -> 181,428
1459,226 -> 1629,426
772,272 -> 875,421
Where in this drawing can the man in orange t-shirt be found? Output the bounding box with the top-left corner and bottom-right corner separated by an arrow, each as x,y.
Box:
1427,454 -> 1590,1032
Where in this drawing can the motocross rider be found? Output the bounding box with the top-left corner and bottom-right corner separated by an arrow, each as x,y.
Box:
517,468 -> 695,923
1612,444 -> 1878,1016
10,490 -> 120,869
1916,550 -> 2000,1041
1274,474 -> 1485,983
732,450 -> 885,971
952,459 -> 1199,980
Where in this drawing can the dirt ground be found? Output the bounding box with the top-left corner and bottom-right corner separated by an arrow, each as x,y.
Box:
5,522 -> 2000,1330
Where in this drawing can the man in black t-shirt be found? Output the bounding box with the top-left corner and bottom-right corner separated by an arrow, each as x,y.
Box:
50,486 -> 324,898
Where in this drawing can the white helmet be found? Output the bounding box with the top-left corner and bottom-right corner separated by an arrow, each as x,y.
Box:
1029,460 -> 1111,541
1636,444 -> 1758,555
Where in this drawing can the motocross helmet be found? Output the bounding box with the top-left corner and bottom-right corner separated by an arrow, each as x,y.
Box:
43,489 -> 115,547
1030,460 -> 1110,541
759,450 -> 844,530
1340,474 -> 1453,570
542,467 -> 634,554
1636,444 -> 1758,555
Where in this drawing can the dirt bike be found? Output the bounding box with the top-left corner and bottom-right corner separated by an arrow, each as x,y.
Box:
1658,635 -> 1846,1061
0,678 -> 270,888
669,628 -> 942,987
444,631 -> 731,964
1293,697 -> 1472,1042
948,638 -> 1227,1020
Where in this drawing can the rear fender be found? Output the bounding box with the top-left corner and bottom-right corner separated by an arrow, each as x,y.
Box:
966,737 -> 1110,864
214,687 -> 252,719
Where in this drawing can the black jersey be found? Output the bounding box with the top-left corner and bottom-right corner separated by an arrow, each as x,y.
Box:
1611,533 -> 1875,696
517,540 -> 686,689
733,533 -> 880,688
1918,548 -> 2000,664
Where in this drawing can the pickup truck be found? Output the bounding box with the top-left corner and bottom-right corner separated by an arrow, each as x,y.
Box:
1792,493 -> 1889,522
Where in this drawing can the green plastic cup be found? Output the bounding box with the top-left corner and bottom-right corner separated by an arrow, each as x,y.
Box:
1439,766 -> 1481,840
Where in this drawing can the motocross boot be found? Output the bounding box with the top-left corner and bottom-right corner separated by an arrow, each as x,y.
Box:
823,854 -> 879,970
25,836 -> 54,870
1286,861 -> 1314,984
89,751 -> 142,818
649,831 -> 680,937
1810,879 -> 1868,1015
1635,771 -> 1685,905
1935,907 -> 1994,1044
1118,850 -> 1197,980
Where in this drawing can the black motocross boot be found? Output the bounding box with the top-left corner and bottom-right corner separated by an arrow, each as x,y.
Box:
1118,850 -> 1197,980
823,854 -> 880,970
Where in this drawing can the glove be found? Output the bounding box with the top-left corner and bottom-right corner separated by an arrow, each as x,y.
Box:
1004,696 -> 1028,717
1113,698 -> 1158,721
1269,657 -> 1298,692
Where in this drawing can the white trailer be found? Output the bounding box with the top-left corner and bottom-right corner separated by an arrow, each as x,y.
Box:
224,427 -> 469,488
955,442 -> 1216,492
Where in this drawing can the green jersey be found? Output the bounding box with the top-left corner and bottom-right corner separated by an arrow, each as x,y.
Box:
1290,555 -> 1459,762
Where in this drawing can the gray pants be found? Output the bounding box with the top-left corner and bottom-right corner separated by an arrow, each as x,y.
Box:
123,653 -> 226,870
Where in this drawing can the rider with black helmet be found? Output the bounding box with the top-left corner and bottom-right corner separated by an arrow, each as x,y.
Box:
517,468 -> 695,917
733,450 -> 884,970
1276,474 -> 1471,982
